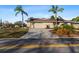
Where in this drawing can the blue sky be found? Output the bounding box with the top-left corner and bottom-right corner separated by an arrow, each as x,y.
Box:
0,5 -> 79,23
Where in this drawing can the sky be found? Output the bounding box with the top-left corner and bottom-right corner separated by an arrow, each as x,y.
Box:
0,5 -> 79,23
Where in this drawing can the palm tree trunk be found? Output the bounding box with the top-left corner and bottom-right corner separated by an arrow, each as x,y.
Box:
33,22 -> 35,28
30,22 -> 31,29
21,12 -> 24,27
33,24 -> 34,28
55,13 -> 57,27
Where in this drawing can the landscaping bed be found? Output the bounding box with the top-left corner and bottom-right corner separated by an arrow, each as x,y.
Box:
50,30 -> 79,37
50,24 -> 79,38
0,27 -> 28,38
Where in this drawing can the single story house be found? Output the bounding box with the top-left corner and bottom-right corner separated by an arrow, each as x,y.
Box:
26,18 -> 79,29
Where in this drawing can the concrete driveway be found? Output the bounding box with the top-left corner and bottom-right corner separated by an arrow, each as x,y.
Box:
21,28 -> 59,39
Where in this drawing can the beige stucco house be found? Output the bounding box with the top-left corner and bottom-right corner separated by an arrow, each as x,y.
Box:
27,18 -> 79,29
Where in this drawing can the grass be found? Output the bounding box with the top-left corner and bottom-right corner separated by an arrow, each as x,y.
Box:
0,27 -> 28,38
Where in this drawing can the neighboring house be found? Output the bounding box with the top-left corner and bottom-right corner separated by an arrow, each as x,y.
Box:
27,18 -> 79,29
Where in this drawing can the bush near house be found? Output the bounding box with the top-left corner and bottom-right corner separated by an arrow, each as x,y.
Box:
52,24 -> 75,37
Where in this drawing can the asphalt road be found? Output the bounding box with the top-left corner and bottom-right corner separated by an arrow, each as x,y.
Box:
0,38 -> 79,53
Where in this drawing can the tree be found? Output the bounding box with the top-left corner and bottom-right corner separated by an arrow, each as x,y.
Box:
2,21 -> 14,28
50,15 -> 55,20
57,16 -> 64,21
72,16 -> 79,22
50,15 -> 64,27
14,5 -> 28,27
0,19 -> 2,27
49,5 -> 64,26
14,21 -> 26,27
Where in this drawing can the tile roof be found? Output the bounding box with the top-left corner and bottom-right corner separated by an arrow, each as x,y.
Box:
27,18 -> 79,24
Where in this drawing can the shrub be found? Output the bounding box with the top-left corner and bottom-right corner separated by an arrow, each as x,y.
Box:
56,28 -> 70,36
53,26 -> 61,33
53,24 -> 75,36
60,24 -> 75,33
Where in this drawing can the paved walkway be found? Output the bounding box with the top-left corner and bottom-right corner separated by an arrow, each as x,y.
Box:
21,28 -> 59,39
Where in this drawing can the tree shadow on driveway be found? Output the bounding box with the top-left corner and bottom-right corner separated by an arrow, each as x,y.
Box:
58,38 -> 79,53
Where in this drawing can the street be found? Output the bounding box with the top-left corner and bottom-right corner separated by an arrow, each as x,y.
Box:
0,38 -> 79,53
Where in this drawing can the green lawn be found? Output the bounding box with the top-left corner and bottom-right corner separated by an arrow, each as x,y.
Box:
0,27 -> 28,38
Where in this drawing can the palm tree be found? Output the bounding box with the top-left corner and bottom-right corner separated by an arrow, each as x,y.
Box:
49,5 -> 64,27
50,15 -> 55,20
14,5 -> 28,27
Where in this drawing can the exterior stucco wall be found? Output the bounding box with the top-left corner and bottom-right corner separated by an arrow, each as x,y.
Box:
27,22 -> 55,28
27,22 -> 79,29
73,24 -> 79,28
27,22 -> 33,28
27,22 -> 31,27
34,23 -> 54,28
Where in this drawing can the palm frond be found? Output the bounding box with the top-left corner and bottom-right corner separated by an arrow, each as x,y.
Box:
55,5 -> 58,10
14,5 -> 22,12
49,9 -> 53,12
58,8 -> 64,12
15,11 -> 20,16
49,9 -> 57,14
52,5 -> 55,9
49,5 -> 58,14
22,11 -> 28,16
